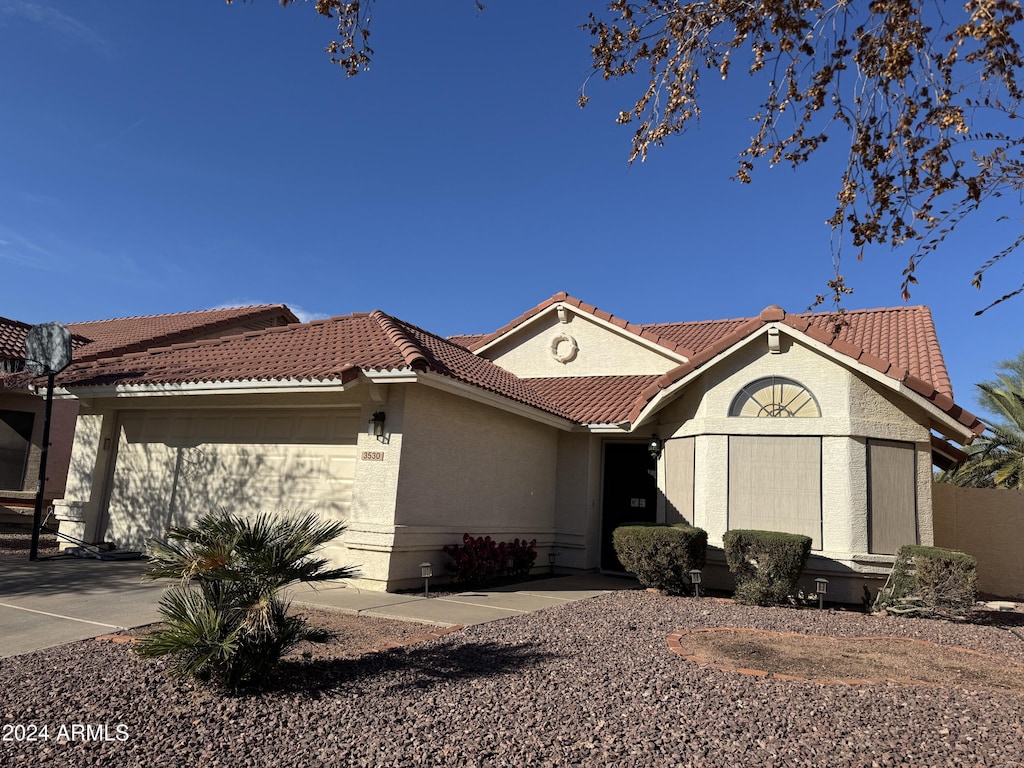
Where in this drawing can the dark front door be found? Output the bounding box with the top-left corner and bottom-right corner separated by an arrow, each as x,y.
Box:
601,443 -> 658,571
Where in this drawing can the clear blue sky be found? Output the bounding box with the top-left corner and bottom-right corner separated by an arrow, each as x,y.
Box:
0,1 -> 1019,417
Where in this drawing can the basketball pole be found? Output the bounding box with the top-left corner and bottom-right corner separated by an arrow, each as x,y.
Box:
29,371 -> 56,562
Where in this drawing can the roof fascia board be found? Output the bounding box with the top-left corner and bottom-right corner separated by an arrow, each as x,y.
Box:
59,377 -> 356,399
361,368 -> 420,383
630,323 -> 976,442
474,302 -> 689,363
414,371 -> 577,431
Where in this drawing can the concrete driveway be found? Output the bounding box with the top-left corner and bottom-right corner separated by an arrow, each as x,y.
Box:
0,556 -> 164,658
0,555 -> 638,658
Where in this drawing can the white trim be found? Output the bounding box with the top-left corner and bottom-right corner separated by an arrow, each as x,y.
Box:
59,376 -> 356,399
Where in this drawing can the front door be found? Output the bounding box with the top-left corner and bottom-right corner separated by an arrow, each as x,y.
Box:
601,443 -> 658,571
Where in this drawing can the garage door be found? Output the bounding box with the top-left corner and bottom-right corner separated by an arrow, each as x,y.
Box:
103,408 -> 359,550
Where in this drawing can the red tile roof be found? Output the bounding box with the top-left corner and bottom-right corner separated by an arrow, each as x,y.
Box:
1,316 -> 91,367
463,292 -> 693,356
55,296 -> 981,438
648,305 -> 953,398
0,316 -> 32,360
58,311 -> 575,421
625,305 -> 983,435
67,305 -> 298,362
528,376 -> 661,424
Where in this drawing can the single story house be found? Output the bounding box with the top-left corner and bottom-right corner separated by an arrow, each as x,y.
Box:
0,306 -> 297,524
50,294 -> 983,602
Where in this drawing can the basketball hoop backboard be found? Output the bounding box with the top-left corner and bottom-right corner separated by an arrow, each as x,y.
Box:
25,322 -> 72,375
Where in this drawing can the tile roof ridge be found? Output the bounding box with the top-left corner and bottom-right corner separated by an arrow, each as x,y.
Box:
370,310 -> 430,370
0,315 -> 32,330
464,293 -> 570,351
69,304 -> 303,363
466,293 -> 693,357
625,304 -> 981,437
66,303 -> 295,326
65,312 -> 347,371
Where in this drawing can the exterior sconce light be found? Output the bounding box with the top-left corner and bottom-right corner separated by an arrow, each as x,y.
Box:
420,562 -> 433,597
814,577 -> 828,610
689,569 -> 703,599
648,435 -> 664,461
369,411 -> 386,440
548,550 -> 558,575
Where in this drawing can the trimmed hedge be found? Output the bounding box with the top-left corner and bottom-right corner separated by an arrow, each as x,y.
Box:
723,529 -> 812,606
874,544 -> 977,618
612,524 -> 708,595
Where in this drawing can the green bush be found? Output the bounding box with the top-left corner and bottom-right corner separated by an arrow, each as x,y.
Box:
723,529 -> 812,606
135,511 -> 356,691
874,545 -> 977,618
612,524 -> 708,595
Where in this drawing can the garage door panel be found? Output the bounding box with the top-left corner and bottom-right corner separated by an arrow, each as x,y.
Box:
104,409 -> 358,550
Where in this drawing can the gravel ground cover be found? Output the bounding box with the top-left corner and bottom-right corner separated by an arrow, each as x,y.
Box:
0,524 -> 59,558
3,590 -> 1024,767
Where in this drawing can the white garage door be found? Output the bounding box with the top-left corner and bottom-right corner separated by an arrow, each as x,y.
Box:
103,408 -> 359,550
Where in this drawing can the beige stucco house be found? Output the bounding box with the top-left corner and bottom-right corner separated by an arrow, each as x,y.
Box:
50,294 -> 983,602
0,306 -> 296,525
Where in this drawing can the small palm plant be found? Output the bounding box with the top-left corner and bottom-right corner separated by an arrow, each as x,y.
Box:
942,352 -> 1024,489
135,511 -> 356,691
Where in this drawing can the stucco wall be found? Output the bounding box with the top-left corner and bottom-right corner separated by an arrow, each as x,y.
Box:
934,483 -> 1024,599
0,392 -> 78,502
649,330 -> 935,602
377,385 -> 560,587
484,311 -> 679,378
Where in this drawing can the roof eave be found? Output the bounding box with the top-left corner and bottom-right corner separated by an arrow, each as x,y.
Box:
60,375 -> 360,399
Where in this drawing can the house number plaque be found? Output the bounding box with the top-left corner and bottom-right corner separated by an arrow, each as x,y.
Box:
361,451 -> 385,462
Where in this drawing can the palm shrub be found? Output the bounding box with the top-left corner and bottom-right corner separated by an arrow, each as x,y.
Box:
135,511 -> 356,691
941,352 -> 1024,489
612,524 -> 707,595
723,530 -> 811,606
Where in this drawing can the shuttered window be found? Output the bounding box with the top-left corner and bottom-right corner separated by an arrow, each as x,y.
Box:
867,439 -> 917,554
728,436 -> 822,549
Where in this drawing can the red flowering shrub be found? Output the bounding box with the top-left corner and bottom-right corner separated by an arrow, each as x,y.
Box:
443,534 -> 538,586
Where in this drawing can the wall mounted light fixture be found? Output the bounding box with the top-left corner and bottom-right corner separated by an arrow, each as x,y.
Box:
648,435 -> 664,461
369,411 -> 386,440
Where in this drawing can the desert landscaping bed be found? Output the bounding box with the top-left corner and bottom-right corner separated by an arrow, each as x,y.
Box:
3,590 -> 1024,767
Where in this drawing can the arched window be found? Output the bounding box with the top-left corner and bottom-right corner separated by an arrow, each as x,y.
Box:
729,376 -> 820,418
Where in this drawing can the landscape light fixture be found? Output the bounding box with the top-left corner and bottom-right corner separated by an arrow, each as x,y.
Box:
648,435 -> 664,461
369,411 -> 386,440
814,577 -> 828,610
548,550 -> 558,575
689,569 -> 703,599
420,562 -> 433,597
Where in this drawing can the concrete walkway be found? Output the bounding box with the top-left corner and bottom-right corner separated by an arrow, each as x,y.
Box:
291,572 -> 640,627
0,555 -> 638,657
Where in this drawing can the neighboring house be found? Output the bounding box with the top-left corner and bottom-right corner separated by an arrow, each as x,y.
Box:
0,306 -> 298,525
51,294 -> 983,602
